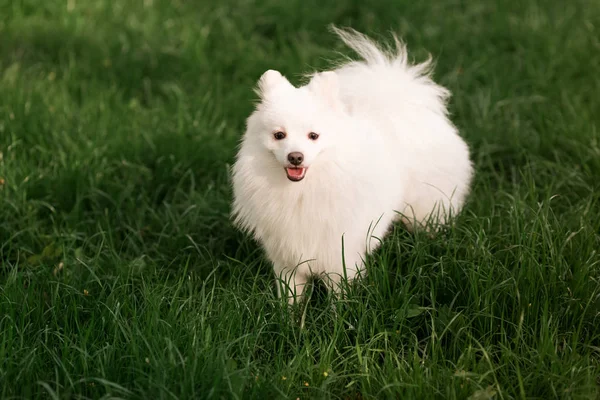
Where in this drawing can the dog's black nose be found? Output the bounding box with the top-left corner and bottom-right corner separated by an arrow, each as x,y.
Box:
287,152 -> 304,166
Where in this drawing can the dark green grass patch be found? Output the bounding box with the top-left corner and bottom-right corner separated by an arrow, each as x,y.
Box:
1,0 -> 599,398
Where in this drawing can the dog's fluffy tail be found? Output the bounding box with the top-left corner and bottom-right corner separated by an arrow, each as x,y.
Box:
329,25 -> 450,114
330,25 -> 413,68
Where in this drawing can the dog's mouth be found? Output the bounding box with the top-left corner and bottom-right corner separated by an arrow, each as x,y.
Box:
285,167 -> 307,182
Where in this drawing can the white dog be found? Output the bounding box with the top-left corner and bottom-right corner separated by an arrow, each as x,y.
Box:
232,27 -> 473,303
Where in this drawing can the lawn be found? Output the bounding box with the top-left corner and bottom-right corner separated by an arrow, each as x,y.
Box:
1,0 -> 599,398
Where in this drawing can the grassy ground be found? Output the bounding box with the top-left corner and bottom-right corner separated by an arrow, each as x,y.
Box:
1,0 -> 599,398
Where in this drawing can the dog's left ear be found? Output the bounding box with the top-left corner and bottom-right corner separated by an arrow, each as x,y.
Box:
308,72 -> 343,111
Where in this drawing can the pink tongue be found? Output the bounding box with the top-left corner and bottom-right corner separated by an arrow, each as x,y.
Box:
287,168 -> 304,177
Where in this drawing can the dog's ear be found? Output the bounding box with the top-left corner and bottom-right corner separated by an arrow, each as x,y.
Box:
256,70 -> 293,98
308,71 -> 343,111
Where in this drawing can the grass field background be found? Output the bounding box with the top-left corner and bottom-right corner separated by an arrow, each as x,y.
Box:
1,0 -> 600,398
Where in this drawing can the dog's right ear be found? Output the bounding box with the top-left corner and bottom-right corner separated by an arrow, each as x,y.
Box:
256,70 -> 293,98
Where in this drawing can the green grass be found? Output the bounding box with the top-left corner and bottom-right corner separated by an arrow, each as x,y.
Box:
1,0 -> 599,398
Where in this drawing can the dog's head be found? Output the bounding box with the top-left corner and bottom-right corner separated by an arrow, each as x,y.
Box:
245,70 -> 347,182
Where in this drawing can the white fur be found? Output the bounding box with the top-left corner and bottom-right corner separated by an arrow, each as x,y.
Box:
231,27 -> 473,302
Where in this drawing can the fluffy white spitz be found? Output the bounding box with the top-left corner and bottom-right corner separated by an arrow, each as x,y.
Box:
232,27 -> 473,303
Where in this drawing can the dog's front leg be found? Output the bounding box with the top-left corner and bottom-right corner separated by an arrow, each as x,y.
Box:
274,268 -> 309,305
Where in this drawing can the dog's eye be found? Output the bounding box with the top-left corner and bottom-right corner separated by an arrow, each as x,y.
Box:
273,131 -> 286,140
308,132 -> 319,140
